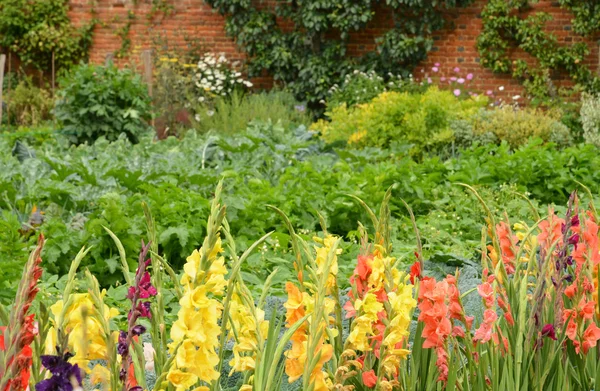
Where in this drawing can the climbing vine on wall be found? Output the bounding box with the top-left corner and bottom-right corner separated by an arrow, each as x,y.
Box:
204,0 -> 473,107
559,0 -> 600,36
0,0 -> 97,71
477,0 -> 600,104
114,0 -> 174,58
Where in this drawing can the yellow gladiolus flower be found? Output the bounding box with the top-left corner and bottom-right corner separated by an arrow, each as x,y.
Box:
314,234 -> 341,293
168,235 -> 226,388
227,293 -> 268,375
46,293 -> 119,371
90,364 -> 110,386
167,369 -> 199,391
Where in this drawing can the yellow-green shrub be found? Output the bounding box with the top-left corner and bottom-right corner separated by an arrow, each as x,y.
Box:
313,87 -> 487,153
5,78 -> 53,127
470,105 -> 572,148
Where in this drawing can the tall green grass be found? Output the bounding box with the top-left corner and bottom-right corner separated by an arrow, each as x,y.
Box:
193,90 -> 311,134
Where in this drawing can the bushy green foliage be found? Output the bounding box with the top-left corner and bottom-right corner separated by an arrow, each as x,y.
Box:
0,0 -> 95,70
313,87 -> 486,154
4,78 -> 54,127
54,63 -> 152,145
2,123 -> 600,294
463,105 -> 572,148
192,90 -> 311,134
581,93 -> 600,147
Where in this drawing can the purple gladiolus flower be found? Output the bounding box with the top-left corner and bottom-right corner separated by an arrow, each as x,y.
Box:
137,301 -> 152,319
564,274 -> 574,283
132,324 -> 146,336
118,331 -> 128,355
35,353 -> 82,391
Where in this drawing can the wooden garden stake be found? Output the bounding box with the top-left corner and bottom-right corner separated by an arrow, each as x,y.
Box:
0,54 -> 6,126
105,52 -> 115,66
52,51 -> 55,96
141,49 -> 154,128
6,52 -> 10,125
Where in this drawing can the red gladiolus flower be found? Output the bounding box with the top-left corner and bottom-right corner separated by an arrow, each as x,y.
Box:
409,261 -> 422,284
541,324 -> 557,341
0,327 -> 5,351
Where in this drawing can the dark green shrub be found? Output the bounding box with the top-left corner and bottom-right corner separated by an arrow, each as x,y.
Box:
54,63 -> 152,144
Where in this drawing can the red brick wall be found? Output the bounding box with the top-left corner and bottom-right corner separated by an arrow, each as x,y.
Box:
68,0 -> 600,99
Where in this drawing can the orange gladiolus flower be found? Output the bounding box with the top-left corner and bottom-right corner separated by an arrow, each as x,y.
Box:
362,369 -> 377,388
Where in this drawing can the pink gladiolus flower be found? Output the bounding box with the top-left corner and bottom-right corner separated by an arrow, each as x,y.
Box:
453,67 -> 460,72
432,67 -> 439,72
453,89 -> 461,97
474,309 -> 497,343
486,90 -> 493,95
466,73 -> 474,80
435,62 -> 440,67
427,77 -> 432,83
450,76 -> 457,81
457,78 -> 465,84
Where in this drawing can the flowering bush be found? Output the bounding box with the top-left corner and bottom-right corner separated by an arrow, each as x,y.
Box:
194,53 -> 252,100
422,64 -> 480,99
5,183 -> 600,390
325,70 -> 426,109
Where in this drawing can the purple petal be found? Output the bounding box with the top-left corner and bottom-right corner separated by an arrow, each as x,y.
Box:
132,324 -> 147,336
